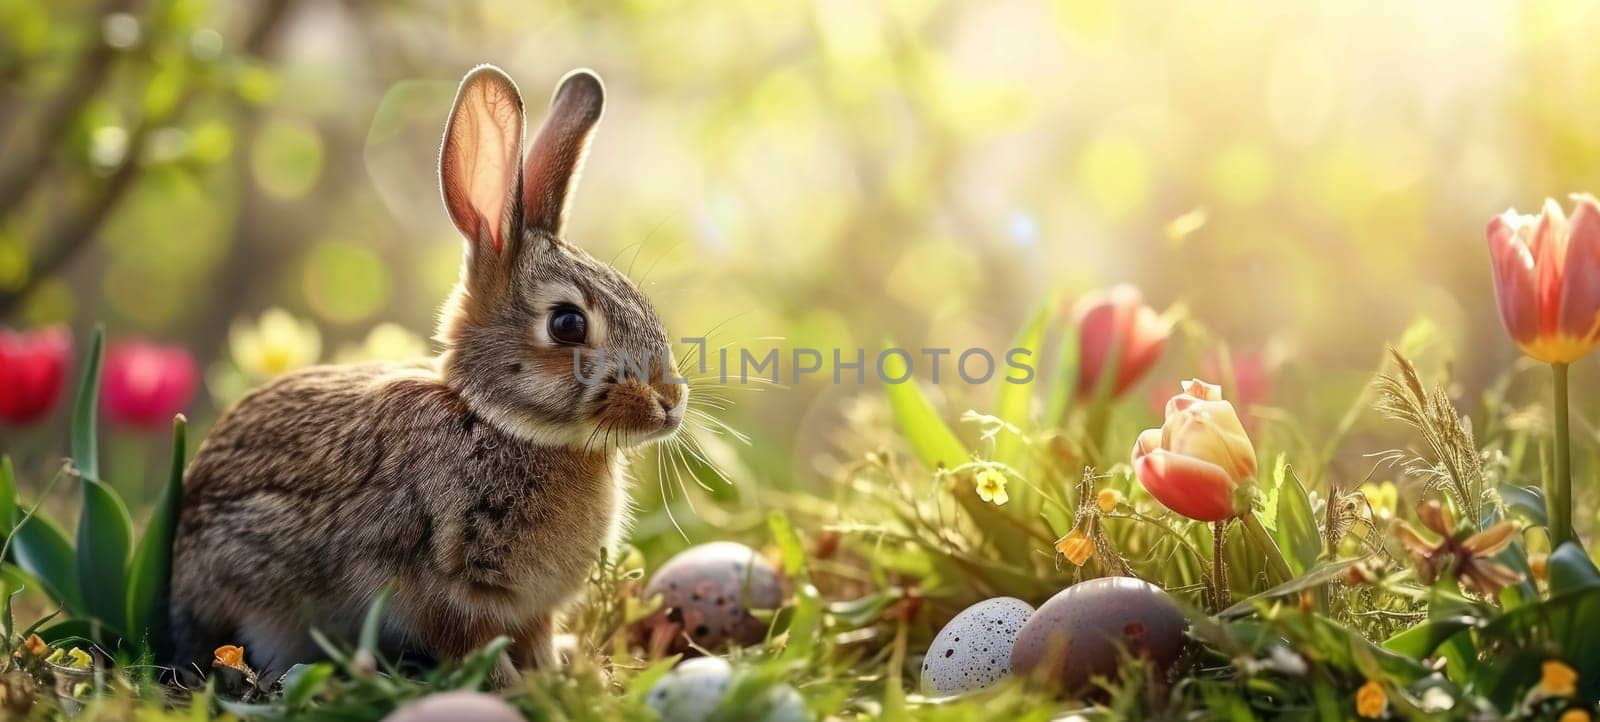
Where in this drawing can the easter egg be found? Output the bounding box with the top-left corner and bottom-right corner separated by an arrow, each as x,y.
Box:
1009,576 -> 1187,693
919,596 -> 1034,696
635,542 -> 785,656
383,691 -> 522,722
646,657 -> 810,722
646,657 -> 732,722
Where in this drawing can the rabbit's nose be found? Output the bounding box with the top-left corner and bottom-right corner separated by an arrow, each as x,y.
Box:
657,395 -> 676,415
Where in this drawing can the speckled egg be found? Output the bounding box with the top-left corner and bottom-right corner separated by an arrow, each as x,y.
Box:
1009,577 -> 1188,693
635,542 -> 785,656
919,596 -> 1034,696
646,656 -> 733,722
646,657 -> 811,722
383,691 -> 523,722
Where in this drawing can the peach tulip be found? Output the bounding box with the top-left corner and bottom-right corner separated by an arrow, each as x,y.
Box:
102,340 -> 198,429
1132,379 -> 1255,522
1071,285 -> 1170,399
1486,195 -> 1600,364
0,326 -> 70,426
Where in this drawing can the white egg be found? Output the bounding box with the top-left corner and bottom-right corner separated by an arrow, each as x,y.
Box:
646,657 -> 813,722
920,596 -> 1035,696
646,657 -> 733,722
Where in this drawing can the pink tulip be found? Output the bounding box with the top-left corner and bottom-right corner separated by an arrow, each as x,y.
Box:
1486,195 -> 1600,364
1132,378 -> 1256,522
1071,285 -> 1171,399
101,340 -> 198,429
0,327 -> 71,426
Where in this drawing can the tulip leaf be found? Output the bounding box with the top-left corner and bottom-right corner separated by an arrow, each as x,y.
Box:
881,339 -> 968,470
994,300 -> 1051,466
1548,541 -> 1600,596
1273,465 -> 1320,575
76,478 -> 131,633
1498,483 -> 1547,527
3,461 -> 82,614
70,326 -> 103,483
70,327 -> 133,632
126,416 -> 186,657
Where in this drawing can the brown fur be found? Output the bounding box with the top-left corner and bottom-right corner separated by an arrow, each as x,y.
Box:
170,66 -> 684,685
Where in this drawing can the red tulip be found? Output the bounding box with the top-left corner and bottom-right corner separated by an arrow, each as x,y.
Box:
101,340 -> 198,429
1132,378 -> 1255,522
1072,285 -> 1170,399
0,327 -> 71,426
1486,195 -> 1600,364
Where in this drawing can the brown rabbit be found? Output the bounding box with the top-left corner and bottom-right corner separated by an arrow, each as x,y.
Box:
170,65 -> 686,685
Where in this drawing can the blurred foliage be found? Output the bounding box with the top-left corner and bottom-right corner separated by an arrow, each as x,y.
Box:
9,0 -> 1600,717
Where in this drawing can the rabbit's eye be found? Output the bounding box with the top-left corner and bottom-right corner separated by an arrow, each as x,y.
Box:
549,306 -> 588,345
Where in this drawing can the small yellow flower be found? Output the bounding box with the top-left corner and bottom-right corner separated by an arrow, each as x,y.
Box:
1096,488 -> 1123,513
214,645 -> 246,670
1054,528 -> 1093,566
229,308 -> 321,380
1561,709 -> 1592,722
1361,481 -> 1398,521
1541,660 -> 1579,697
974,468 -> 1009,506
1356,679 -> 1387,718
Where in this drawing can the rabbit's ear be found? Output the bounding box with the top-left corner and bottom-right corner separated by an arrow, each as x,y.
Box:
522,69 -> 604,237
440,65 -> 525,256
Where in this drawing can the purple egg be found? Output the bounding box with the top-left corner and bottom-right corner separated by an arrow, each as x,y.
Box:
634,542 -> 786,656
1009,576 -> 1188,693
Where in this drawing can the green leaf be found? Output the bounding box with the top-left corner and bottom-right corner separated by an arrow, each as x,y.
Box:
126,416 -> 186,657
779,581 -> 823,664
359,585 -> 394,656
1382,615 -> 1479,659
881,340 -> 968,470
1273,465 -> 1320,574
281,662 -> 334,709
993,302 -> 1050,466
1498,483 -> 1547,527
767,511 -> 807,579
76,478 -> 132,633
1218,561 -> 1347,618
9,511 -> 81,613
70,327 -> 103,483
1044,311 -> 1079,428
0,457 -> 16,538
71,326 -> 132,633
1256,453 -> 1285,533
1548,541 -> 1600,595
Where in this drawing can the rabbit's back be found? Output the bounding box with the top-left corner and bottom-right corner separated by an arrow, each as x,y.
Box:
172,361 -> 622,673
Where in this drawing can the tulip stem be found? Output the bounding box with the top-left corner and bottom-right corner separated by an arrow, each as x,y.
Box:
1211,520 -> 1230,612
1551,362 -> 1574,548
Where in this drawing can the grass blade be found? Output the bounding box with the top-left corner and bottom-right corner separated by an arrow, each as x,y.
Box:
993,301 -> 1050,466
881,339 -> 968,470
